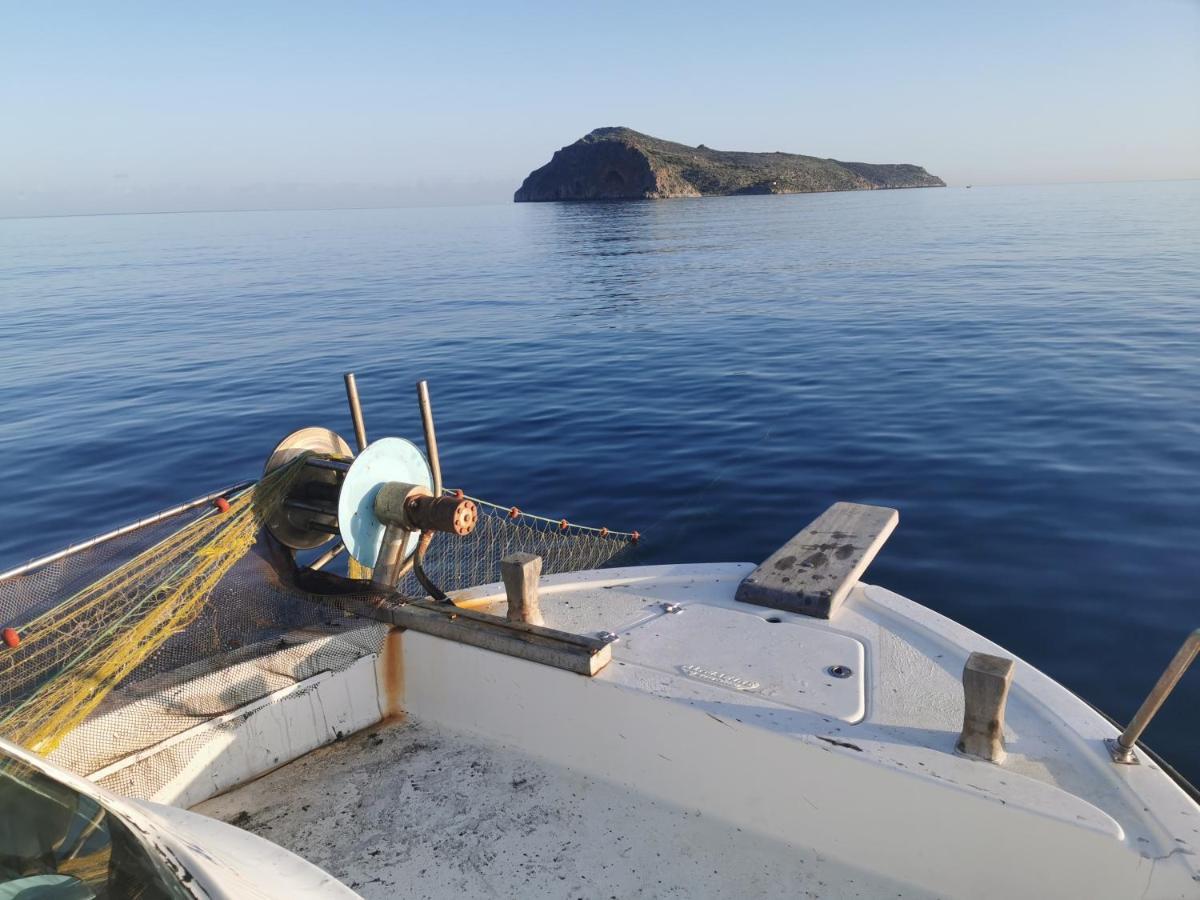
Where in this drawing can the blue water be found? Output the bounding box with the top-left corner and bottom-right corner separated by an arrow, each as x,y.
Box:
2,181 -> 1198,780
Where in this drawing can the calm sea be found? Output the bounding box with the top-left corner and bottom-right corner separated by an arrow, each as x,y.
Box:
2,181 -> 1198,779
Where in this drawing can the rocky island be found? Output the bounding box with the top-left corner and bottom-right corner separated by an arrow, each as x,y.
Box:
515,127 -> 944,202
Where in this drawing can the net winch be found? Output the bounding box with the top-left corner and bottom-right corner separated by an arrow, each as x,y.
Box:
263,376 -> 478,600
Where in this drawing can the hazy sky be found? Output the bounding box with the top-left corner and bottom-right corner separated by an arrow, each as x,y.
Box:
2,1 -> 1197,217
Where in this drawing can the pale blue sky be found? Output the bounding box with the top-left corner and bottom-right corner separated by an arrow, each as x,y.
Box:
2,1 -> 1197,216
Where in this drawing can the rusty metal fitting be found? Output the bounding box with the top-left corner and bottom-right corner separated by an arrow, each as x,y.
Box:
405,494 -> 478,536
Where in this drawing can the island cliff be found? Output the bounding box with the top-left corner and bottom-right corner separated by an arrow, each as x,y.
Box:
514,127 -> 945,202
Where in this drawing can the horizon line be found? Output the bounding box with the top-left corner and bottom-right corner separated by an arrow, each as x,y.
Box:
2,176 -> 1196,223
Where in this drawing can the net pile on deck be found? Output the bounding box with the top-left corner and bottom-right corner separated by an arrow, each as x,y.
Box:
0,459 -> 309,755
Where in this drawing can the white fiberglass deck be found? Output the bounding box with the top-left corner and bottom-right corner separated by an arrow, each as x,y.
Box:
192,564 -> 1199,899
195,717 -> 922,899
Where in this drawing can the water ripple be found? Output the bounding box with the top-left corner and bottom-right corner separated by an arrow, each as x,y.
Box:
1,181 -> 1198,778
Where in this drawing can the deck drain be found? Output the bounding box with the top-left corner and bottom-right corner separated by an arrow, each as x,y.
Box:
827,664 -> 854,679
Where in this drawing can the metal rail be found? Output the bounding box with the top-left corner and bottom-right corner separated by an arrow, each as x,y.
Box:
1108,628 -> 1200,764
0,480 -> 256,582
303,456 -> 351,473
309,542 -> 346,571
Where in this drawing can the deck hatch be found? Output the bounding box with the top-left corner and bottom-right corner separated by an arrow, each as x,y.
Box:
614,604 -> 866,722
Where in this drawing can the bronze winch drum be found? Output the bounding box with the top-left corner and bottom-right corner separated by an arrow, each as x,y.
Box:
262,427 -> 354,550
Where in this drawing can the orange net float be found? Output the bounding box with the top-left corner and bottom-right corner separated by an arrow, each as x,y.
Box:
508,507 -> 520,519
559,519 -> 569,531
599,527 -> 609,537
631,531 -> 641,543
213,497 -> 231,514
2,627 -> 19,649
454,489 -> 464,499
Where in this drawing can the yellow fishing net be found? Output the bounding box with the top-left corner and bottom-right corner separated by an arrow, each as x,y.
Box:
0,458 -> 308,754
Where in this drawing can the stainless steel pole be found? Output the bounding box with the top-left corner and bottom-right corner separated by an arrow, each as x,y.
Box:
371,525 -> 411,589
1110,628 -> 1200,763
342,372 -> 372,577
416,380 -> 442,497
344,372 -> 368,453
